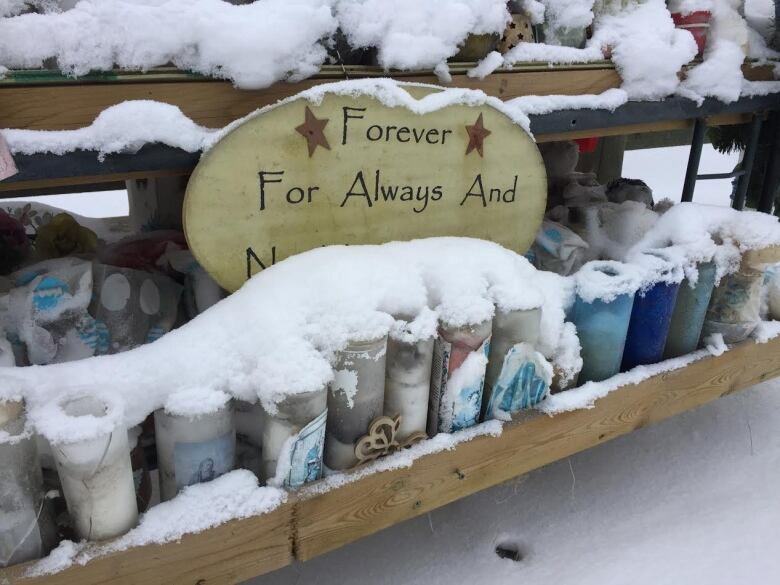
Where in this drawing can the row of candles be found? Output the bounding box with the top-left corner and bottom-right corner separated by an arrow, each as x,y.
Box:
0,301 -> 546,566
0,246 -> 767,566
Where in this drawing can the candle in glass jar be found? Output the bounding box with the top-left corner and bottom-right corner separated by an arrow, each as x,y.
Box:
261,386 -> 327,487
428,318 -> 492,435
50,396 -> 138,541
235,400 -> 264,479
325,336 -> 387,470
0,400 -> 58,567
154,392 -> 235,502
384,314 -> 436,440
482,305 -> 542,420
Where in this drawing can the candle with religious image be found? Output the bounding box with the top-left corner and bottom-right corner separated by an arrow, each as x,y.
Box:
261,386 -> 327,488
428,317 -> 492,435
154,389 -> 235,502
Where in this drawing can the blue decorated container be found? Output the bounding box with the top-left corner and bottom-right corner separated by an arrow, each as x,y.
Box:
569,261 -> 639,383
663,261 -> 717,359
621,252 -> 683,371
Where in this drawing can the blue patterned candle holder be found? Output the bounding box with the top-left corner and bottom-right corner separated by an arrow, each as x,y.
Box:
663,261 -> 717,359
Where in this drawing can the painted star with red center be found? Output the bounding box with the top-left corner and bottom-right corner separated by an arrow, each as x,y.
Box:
295,106 -> 331,157
465,113 -> 491,157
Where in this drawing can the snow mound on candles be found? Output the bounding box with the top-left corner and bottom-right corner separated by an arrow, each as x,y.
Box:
0,238 -> 571,444
629,203 -> 780,278
26,470 -> 286,577
0,0 -> 336,89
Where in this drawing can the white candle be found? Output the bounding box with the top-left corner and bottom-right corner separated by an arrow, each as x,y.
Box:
235,400 -> 264,478
384,335 -> 434,440
154,399 -> 235,502
50,397 -> 138,542
261,386 -> 327,487
325,336 -> 387,470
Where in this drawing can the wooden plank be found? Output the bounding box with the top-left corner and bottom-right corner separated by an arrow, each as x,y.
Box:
0,68 -> 621,131
0,504 -> 294,585
294,336 -> 780,560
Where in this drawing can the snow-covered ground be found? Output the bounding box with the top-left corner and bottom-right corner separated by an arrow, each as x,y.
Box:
246,377 -> 780,585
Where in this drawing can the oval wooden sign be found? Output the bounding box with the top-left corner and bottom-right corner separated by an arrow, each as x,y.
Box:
184,84 -> 547,292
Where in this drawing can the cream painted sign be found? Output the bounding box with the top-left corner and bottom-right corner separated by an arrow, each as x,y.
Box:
184,85 -> 547,292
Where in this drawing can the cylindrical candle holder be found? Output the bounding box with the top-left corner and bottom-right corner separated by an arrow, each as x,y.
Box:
0,400 -> 57,567
569,261 -> 638,383
428,318 -> 492,435
621,252 -> 682,371
325,336 -> 387,471
482,306 -> 542,420
261,386 -> 327,488
663,261 -> 717,359
702,262 -> 763,344
154,395 -> 236,502
235,400 -> 264,479
51,397 -> 138,541
383,317 -> 435,441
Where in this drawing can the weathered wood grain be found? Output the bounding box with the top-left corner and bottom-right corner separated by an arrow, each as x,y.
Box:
0,504 -> 294,585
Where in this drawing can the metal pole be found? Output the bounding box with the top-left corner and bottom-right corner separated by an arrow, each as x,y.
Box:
681,118 -> 706,202
732,114 -> 764,210
757,112 -> 780,214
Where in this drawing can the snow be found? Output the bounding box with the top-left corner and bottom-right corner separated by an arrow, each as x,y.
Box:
506,88 -> 628,115
389,308 -> 438,344
3,101 -> 216,159
0,0 -> 337,89
541,0 -> 594,30
164,387 -> 230,418
0,238 -> 567,445
573,260 -> 643,304
250,377 -> 780,585
25,470 -> 287,577
335,0 -> 510,71
590,0 -> 699,100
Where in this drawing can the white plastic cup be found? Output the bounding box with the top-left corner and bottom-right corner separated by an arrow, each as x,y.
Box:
51,397 -> 138,541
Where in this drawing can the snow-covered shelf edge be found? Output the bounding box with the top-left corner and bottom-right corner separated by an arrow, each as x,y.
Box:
2,92 -> 779,197
3,335 -> 779,585
0,60 -> 775,133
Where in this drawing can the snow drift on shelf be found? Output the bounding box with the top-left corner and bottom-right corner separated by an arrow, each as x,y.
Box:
0,0 -> 338,89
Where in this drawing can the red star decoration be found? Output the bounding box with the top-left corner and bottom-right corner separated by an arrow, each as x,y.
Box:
465,113 -> 491,157
295,106 -> 331,157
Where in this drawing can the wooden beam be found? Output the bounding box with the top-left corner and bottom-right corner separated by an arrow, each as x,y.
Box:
0,67 -> 622,131
1,504 -> 294,585
294,336 -> 780,560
